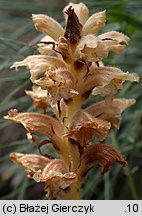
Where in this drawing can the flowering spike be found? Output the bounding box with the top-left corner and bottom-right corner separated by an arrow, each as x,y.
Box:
6,2 -> 139,200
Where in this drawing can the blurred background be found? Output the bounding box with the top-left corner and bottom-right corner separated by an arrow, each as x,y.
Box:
0,0 -> 142,200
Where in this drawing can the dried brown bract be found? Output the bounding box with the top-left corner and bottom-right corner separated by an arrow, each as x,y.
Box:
64,6 -> 82,44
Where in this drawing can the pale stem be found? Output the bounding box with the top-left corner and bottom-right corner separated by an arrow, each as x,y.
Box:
60,95 -> 85,199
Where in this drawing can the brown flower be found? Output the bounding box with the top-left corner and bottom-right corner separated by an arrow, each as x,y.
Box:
11,55 -> 67,83
81,66 -> 139,102
64,110 -> 111,147
11,55 -> 79,106
33,68 -> 78,107
85,98 -> 135,129
32,14 -> 64,41
10,152 -> 76,199
79,143 -> 127,179
4,109 -> 62,152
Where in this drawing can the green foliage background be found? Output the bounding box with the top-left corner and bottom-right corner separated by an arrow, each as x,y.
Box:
0,0 -> 142,199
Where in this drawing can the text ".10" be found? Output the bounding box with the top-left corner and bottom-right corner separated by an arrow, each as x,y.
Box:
126,204 -> 138,213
